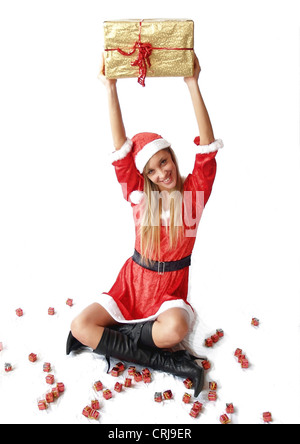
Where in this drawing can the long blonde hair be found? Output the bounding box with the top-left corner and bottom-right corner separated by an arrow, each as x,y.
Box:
139,148 -> 184,262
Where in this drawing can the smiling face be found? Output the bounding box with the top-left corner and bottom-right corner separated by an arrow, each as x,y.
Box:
145,149 -> 178,192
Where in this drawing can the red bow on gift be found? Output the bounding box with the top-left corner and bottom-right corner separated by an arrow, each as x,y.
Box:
117,40 -> 153,87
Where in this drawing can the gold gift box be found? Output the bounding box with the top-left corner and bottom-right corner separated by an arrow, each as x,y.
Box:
103,19 -> 194,84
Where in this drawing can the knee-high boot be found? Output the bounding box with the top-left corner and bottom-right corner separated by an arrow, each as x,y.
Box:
93,327 -> 204,397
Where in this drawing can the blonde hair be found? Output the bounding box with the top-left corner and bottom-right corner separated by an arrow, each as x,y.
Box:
139,148 -> 184,262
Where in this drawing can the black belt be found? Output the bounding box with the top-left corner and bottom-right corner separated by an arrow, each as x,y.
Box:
132,249 -> 191,275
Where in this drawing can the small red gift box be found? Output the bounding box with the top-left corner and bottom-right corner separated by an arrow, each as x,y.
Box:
226,403 -> 234,414
103,389 -> 112,400
183,377 -> 193,389
46,392 -> 54,403
163,390 -> 173,400
38,400 -> 47,410
208,391 -> 217,401
94,380 -> 103,391
91,399 -> 100,410
154,392 -> 163,403
182,393 -> 191,404
46,374 -> 55,384
220,414 -> 231,424
263,411 -> 272,422
124,378 -> 132,387
114,382 -> 123,393
29,353 -> 37,362
43,362 -> 51,372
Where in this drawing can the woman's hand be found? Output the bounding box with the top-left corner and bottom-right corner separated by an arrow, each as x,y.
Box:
98,52 -> 117,88
184,53 -> 201,86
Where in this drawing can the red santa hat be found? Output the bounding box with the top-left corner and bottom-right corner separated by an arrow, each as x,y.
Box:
132,132 -> 171,174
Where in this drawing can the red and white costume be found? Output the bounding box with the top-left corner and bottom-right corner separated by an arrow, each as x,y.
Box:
97,134 -> 223,326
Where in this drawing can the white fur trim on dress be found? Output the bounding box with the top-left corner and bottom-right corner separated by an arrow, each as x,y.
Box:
111,138 -> 133,163
94,292 -> 195,327
135,138 -> 171,173
195,139 -> 224,154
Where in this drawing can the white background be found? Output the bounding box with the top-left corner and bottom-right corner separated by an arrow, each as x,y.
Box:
0,0 -> 300,424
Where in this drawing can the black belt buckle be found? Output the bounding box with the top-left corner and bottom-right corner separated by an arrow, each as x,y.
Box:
157,261 -> 165,275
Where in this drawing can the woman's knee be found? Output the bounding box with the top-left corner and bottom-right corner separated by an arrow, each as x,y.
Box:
154,310 -> 189,347
168,317 -> 189,344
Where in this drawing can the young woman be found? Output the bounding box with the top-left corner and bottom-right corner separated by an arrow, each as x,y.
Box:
67,53 -> 223,397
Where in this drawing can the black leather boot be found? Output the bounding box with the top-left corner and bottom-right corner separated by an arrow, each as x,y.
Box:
110,321 -> 157,349
66,331 -> 87,355
93,327 -> 204,397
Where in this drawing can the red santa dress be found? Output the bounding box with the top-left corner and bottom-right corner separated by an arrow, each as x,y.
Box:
96,135 -> 223,326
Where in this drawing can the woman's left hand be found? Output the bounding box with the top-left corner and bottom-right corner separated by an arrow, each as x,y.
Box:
184,53 -> 201,85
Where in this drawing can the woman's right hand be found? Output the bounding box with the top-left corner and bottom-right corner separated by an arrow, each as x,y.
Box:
98,52 -> 117,88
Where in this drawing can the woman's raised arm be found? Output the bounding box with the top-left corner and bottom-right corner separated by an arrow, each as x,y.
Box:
184,54 -> 215,146
99,53 -> 127,150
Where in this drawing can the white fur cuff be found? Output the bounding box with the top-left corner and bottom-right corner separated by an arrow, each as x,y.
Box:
111,138 -> 133,163
196,139 -> 224,154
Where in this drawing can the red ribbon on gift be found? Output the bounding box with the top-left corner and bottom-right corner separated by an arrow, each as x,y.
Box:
105,20 -> 193,87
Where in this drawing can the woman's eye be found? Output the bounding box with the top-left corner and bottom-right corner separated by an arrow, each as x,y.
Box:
161,159 -> 167,165
148,169 -> 154,175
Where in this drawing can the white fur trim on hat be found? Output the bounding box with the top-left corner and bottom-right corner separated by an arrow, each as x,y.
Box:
195,139 -> 224,154
111,138 -> 133,163
135,138 -> 171,173
129,190 -> 144,205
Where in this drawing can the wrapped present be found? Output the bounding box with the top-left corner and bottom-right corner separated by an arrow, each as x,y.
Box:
46,392 -> 54,403
241,358 -> 249,369
111,366 -> 120,377
52,386 -> 60,398
66,298 -> 73,307
211,334 -> 219,343
57,382 -> 65,393
46,374 -> 55,385
16,308 -> 23,317
128,366 -> 136,376
202,360 -> 211,370
114,382 -> 123,393
29,353 -> 37,362
192,401 -> 203,412
91,399 -> 100,410
154,392 -> 163,403
163,390 -> 173,400
226,403 -> 234,414
183,377 -> 193,389
134,371 -> 142,382
116,362 -> 125,372
205,337 -> 213,347
103,19 -> 194,86
263,411 -> 272,422
43,362 -> 51,372
5,363 -> 12,372
48,307 -> 55,315
209,381 -> 217,391
103,389 -> 112,400
94,380 -> 103,391
216,329 -> 224,337
182,393 -> 191,404
235,348 -> 243,357
38,400 -> 48,411
124,378 -> 132,387
208,391 -> 217,401
220,414 -> 231,424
